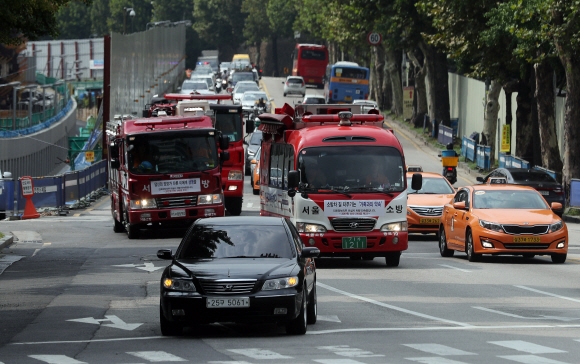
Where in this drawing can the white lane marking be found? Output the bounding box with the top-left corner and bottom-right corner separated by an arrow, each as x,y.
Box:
318,315 -> 341,323
11,336 -> 166,345
314,360 -> 366,364
113,262 -> 164,272
29,355 -> 87,364
439,264 -> 471,272
474,306 -> 528,319
209,362 -> 253,364
318,345 -> 384,358
515,286 -> 580,304
27,217 -> 111,222
489,341 -> 566,354
403,344 -> 476,356
498,355 -> 570,364
317,282 -> 473,327
246,202 -> 254,208
67,315 -> 142,331
406,358 -> 471,364
473,307 -> 579,322
227,349 -> 292,359
127,351 -> 187,362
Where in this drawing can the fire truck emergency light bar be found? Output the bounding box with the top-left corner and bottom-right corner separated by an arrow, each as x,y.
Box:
302,113 -> 384,124
164,93 -> 233,101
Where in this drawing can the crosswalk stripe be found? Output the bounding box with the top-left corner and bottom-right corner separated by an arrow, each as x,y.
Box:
498,355 -> 570,364
318,345 -> 384,358
405,357 -> 471,364
227,349 -> 292,359
29,355 -> 87,364
313,359 -> 367,364
489,341 -> 566,354
126,351 -> 187,362
403,344 -> 476,356
208,362 -> 253,364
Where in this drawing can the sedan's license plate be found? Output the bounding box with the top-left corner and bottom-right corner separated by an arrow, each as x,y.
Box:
170,209 -> 186,218
342,237 -> 367,249
513,236 -> 541,243
539,190 -> 549,196
206,297 -> 249,308
420,218 -> 440,224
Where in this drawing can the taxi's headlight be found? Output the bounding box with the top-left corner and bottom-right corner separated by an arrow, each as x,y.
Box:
296,222 -> 327,233
549,220 -> 564,233
262,276 -> 299,290
228,170 -> 243,180
479,219 -> 503,232
380,221 -> 408,232
130,198 -> 157,209
198,194 -> 222,205
163,278 -> 196,292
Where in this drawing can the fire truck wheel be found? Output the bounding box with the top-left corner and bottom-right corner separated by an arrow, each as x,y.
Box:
226,198 -> 243,216
385,252 -> 401,267
113,218 -> 125,233
126,223 -> 140,239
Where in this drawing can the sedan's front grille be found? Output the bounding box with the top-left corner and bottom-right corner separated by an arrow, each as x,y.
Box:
502,225 -> 549,235
410,206 -> 443,216
155,195 -> 198,208
200,280 -> 257,295
331,218 -> 376,232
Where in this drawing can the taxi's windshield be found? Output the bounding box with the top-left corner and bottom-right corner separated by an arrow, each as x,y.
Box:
407,177 -> 454,194
473,190 -> 549,209
127,132 -> 218,174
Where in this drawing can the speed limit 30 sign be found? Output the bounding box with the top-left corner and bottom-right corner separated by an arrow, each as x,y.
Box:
367,32 -> 382,46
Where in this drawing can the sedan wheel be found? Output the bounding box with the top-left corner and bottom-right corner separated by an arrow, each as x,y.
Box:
466,231 -> 481,262
306,283 -> 317,325
160,306 -> 182,336
286,287 -> 307,335
439,227 -> 454,257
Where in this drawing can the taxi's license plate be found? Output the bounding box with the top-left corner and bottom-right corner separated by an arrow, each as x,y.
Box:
513,236 -> 541,243
170,209 -> 186,218
206,297 -> 250,308
342,237 -> 367,249
420,218 -> 440,224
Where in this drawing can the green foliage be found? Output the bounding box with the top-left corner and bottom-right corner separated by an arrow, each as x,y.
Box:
241,0 -> 270,45
266,0 -> 297,38
89,0 -> 110,37
192,0 -> 245,53
56,1 -> 93,39
107,0 -> 154,34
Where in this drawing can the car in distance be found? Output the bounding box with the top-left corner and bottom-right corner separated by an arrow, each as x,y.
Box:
407,171 -> 456,237
352,99 -> 379,113
241,91 -> 272,116
232,81 -> 260,104
244,130 -> 262,175
283,76 -> 306,97
178,80 -> 212,95
439,184 -> 567,263
158,216 -> 320,335
301,94 -> 326,104
477,168 -> 564,216
251,147 -> 261,195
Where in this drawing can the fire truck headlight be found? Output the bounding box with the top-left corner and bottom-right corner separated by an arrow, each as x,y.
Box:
380,221 -> 408,232
198,194 -> 222,205
130,198 -> 157,209
228,170 -> 243,180
296,222 -> 327,233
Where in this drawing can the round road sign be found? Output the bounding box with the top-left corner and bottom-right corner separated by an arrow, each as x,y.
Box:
367,32 -> 382,46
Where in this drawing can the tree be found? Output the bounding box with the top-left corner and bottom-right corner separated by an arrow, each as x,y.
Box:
107,0 -> 154,34
90,0 -> 110,37
242,0 -> 270,70
266,0 -> 297,76
1,0 -> 92,45
56,1 -> 92,39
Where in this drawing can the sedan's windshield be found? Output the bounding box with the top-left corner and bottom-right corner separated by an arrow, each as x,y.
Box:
298,146 -> 405,192
249,131 -> 262,145
407,177 -> 454,194
127,132 -> 218,174
235,85 -> 259,94
473,190 -> 549,209
177,224 -> 294,259
242,93 -> 267,102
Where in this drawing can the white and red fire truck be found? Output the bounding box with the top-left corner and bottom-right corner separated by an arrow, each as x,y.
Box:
257,104 -> 421,266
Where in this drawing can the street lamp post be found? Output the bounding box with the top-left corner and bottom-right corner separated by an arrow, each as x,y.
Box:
9,81 -> 22,130
123,7 -> 136,35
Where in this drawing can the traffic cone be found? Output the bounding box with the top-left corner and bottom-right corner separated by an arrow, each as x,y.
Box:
22,196 -> 40,219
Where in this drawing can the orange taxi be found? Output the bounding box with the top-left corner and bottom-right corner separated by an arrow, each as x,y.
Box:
438,183 -> 567,263
406,171 -> 456,236
250,147 -> 261,195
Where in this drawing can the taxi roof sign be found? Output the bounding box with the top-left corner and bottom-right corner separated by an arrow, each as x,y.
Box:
488,177 -> 507,185
407,165 -> 423,172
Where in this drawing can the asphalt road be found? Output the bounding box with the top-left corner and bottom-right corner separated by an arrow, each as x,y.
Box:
0,77 -> 580,364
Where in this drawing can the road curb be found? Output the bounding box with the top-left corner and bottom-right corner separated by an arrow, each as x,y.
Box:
0,234 -> 14,251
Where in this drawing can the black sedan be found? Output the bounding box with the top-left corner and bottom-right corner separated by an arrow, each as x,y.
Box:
477,168 -> 564,216
158,216 -> 319,336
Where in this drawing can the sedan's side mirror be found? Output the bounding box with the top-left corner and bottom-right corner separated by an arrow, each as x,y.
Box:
301,247 -> 320,258
476,176 -> 484,183
157,249 -> 173,260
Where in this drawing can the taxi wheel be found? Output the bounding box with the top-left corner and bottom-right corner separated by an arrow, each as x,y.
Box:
439,227 -> 454,257
466,231 -> 481,262
551,253 -> 567,264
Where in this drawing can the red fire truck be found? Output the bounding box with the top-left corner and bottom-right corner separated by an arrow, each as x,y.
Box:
106,112 -> 230,239
257,104 -> 421,266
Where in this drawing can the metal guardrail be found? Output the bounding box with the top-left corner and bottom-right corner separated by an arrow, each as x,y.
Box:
0,159 -> 107,217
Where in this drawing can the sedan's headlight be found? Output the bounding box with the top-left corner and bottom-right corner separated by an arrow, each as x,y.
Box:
247,150 -> 256,156
130,198 -> 157,209
549,220 -> 564,233
228,170 -> 243,180
380,221 -> 408,232
163,277 -> 196,292
479,219 -> 503,232
198,194 -> 222,205
262,276 -> 299,290
296,222 -> 327,233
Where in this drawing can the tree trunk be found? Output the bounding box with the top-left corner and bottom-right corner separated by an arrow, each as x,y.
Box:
514,68 -> 534,162
385,49 -> 403,117
271,35 -> 278,77
382,58 -> 392,112
535,61 -> 563,181
482,80 -> 502,165
372,45 -> 385,109
420,42 -> 451,128
407,48 -> 427,128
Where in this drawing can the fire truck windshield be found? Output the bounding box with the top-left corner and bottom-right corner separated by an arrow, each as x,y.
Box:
297,146 -> 405,192
215,113 -> 242,142
127,133 -> 217,174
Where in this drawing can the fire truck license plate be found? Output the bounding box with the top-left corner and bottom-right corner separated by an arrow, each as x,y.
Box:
420,218 -> 440,224
170,209 -> 186,218
342,237 -> 367,249
206,297 -> 250,308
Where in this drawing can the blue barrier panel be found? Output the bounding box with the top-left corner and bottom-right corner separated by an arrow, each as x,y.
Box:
476,145 -> 491,170
571,179 -> 580,207
0,179 -> 15,213
510,157 -> 530,169
431,119 -> 439,138
64,171 -> 80,204
498,153 -> 506,168
461,137 -> 468,157
98,160 -> 107,188
450,118 -> 459,137
533,166 -> 558,180
465,138 -> 476,162
27,177 -> 62,209
438,124 -> 454,146
79,168 -> 89,200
